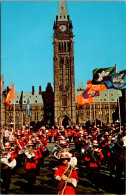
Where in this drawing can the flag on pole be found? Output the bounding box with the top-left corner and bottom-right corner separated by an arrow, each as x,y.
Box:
5,86 -> 15,106
92,66 -> 116,84
77,79 -> 107,106
103,70 -> 126,90
77,95 -> 94,106
82,90 -> 100,99
26,98 -> 30,116
88,83 -> 107,92
19,90 -> 23,111
85,80 -> 107,92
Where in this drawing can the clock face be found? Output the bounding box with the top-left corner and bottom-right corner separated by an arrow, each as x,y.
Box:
59,25 -> 67,32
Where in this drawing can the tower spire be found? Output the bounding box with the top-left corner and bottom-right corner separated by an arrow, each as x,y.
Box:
58,0 -> 68,21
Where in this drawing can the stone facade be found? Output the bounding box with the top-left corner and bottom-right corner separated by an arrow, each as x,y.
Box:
2,82 -> 122,128
5,103 -> 44,128
42,83 -> 54,126
75,86 -> 122,126
3,86 -> 44,128
1,93 -> 6,129
76,101 -> 118,126
120,89 -> 126,126
0,75 -> 6,129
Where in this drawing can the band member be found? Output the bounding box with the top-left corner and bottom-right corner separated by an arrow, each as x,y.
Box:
48,127 -> 53,143
25,141 -> 37,187
67,127 -> 73,143
1,143 -> 16,192
54,127 -> 59,142
16,132 -> 26,166
88,141 -> 104,188
3,126 -> 10,145
54,152 -> 78,195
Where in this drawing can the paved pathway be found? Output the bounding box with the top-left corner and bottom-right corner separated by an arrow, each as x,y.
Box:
1,142 -> 125,194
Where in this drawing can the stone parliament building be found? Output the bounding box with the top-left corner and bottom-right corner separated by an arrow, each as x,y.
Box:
1,0 -> 124,129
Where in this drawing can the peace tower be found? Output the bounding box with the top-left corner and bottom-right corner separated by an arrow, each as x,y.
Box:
53,0 -> 76,126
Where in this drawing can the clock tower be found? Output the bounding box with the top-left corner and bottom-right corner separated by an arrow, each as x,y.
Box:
53,0 -> 76,126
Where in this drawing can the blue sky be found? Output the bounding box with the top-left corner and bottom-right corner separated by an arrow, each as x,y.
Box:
1,1 -> 126,93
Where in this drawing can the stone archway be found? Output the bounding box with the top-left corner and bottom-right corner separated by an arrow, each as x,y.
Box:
61,115 -> 70,128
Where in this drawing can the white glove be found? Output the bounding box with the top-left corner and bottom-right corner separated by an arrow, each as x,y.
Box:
27,154 -> 32,159
6,159 -> 16,169
55,176 -> 61,181
1,158 -> 8,164
67,178 -> 77,187
61,175 -> 67,181
67,178 -> 72,183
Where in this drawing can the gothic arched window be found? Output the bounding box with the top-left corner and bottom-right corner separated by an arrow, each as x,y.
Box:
65,57 -> 69,64
64,42 -> 66,51
62,96 -> 67,107
58,42 -> 61,52
67,42 -> 70,51
59,57 -> 63,64
61,42 -> 63,51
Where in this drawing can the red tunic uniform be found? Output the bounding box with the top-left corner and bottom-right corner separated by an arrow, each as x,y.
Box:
40,137 -> 47,148
53,129 -> 58,136
54,165 -> 78,195
67,130 -> 73,137
48,129 -> 53,137
16,137 -> 25,152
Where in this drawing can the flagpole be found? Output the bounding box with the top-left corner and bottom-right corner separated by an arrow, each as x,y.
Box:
29,116 -> 30,131
26,97 -> 30,130
22,89 -> 23,127
117,90 -> 121,131
115,63 -> 117,73
29,116 -> 30,130
14,84 -> 15,133
94,101 -> 96,126
107,89 -> 110,125
90,103 -> 91,123
100,99 -> 102,126
21,108 -> 23,127
115,63 -> 121,131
